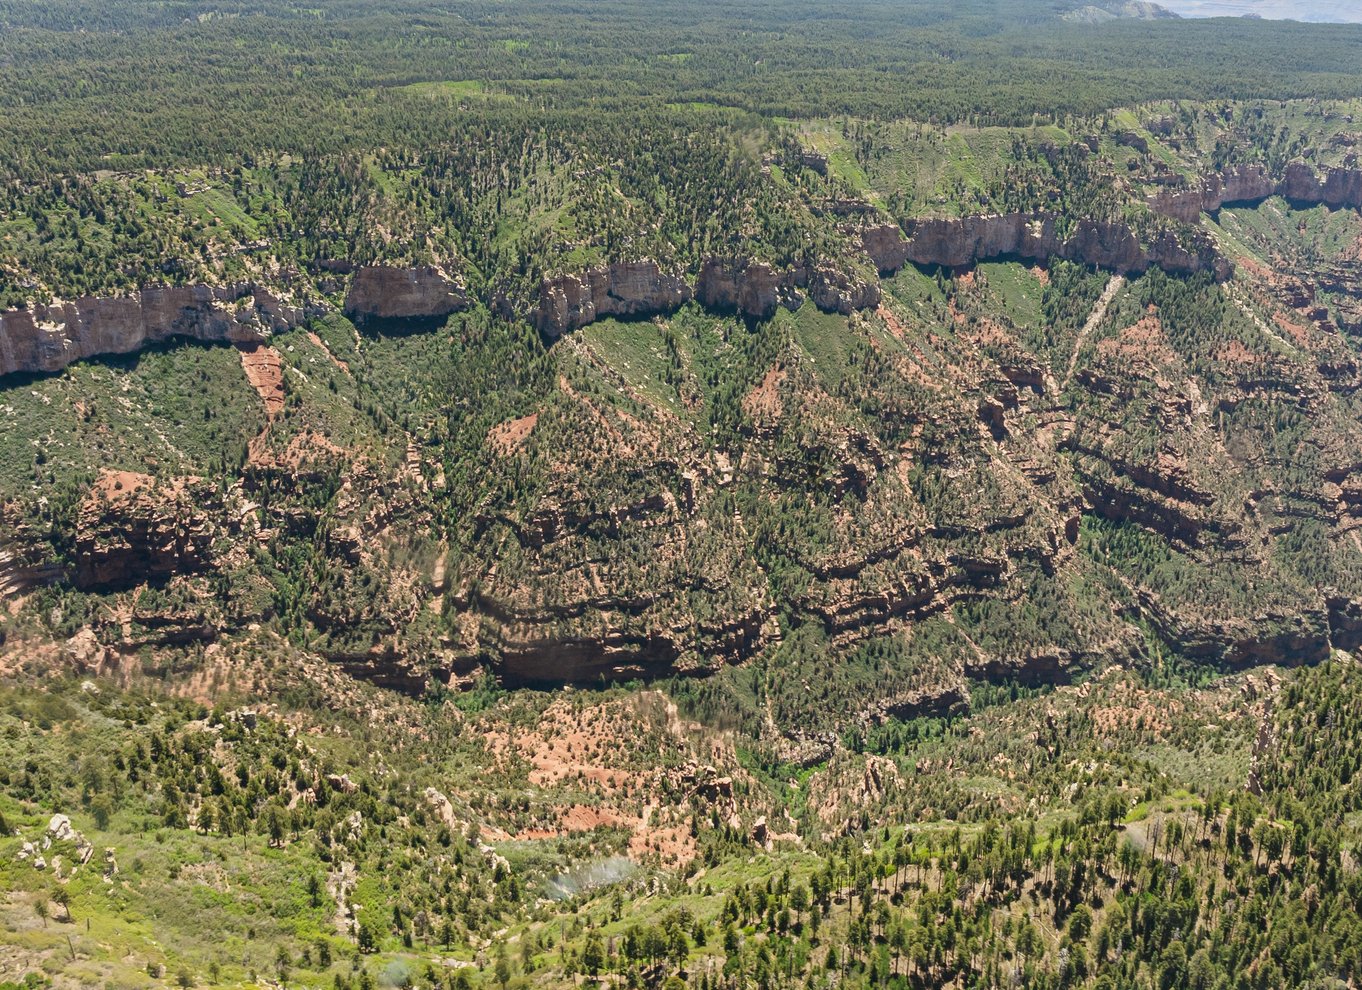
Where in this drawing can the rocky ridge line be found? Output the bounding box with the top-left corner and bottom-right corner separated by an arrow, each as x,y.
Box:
2,162 -> 1359,375
533,161 -> 1362,335
1145,162 -> 1362,223
0,267 -> 466,379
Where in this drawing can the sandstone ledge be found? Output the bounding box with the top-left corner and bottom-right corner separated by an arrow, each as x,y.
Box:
343,265 -> 468,325
0,283 -> 300,378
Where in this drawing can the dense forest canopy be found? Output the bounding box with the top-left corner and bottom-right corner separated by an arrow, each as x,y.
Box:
2,0 -> 1362,176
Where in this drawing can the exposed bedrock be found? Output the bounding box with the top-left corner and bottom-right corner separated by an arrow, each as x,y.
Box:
690,257 -> 881,320
4,470 -> 243,596
474,593 -> 773,688
0,283 -> 300,378
493,633 -> 683,688
0,512 -> 65,601
1139,596 -> 1335,670
1146,162 -> 1362,221
1279,162 -> 1362,208
885,214 -> 1060,270
1145,165 -> 1280,222
536,260 -> 692,337
5,164 -> 1358,376
540,211 -> 1229,336
0,264 -> 459,378
343,265 -> 468,325
694,258 -> 807,320
809,262 -> 882,314
860,214 -> 1229,280
71,473 -> 226,592
1326,596 -> 1362,652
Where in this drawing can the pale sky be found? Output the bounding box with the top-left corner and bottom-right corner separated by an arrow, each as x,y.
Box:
1155,0 -> 1362,21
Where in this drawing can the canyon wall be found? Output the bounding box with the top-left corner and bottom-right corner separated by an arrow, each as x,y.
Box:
3,162 -> 1358,376
0,265 -> 464,379
536,261 -> 691,338
343,265 -> 468,324
535,208 -> 1228,336
1146,162 -> 1362,221
538,161 -> 1348,335
72,473 -> 224,591
861,213 -> 1229,280
694,259 -> 806,320
0,284 -> 300,378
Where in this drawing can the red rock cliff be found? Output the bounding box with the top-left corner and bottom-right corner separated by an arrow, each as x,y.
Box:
535,260 -> 692,337
0,284 -> 297,378
342,265 -> 468,324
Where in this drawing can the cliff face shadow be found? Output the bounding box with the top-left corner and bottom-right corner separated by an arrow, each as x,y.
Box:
0,335 -> 237,389
351,314 -> 457,338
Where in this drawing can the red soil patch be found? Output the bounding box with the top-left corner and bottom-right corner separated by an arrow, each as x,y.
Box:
307,331 -> 350,374
1219,340 -> 1260,365
1096,309 -> 1176,367
516,804 -> 626,839
478,693 -> 721,865
876,304 -> 907,341
90,470 -> 198,501
1088,682 -> 1182,739
947,298 -> 969,325
487,412 -> 539,455
93,470 -> 157,499
1273,311 -> 1314,347
742,365 -> 786,423
237,343 -> 285,418
248,429 -> 347,471
966,316 -> 1016,349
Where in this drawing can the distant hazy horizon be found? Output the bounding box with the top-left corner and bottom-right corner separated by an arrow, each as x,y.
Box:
1156,0 -> 1362,21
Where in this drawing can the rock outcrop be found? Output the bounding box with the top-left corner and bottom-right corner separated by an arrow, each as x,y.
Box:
3,162 -> 1356,380
694,259 -> 805,320
0,510 -> 64,600
893,214 -> 1059,269
1146,163 -> 1362,221
535,255 -> 884,332
1279,162 -> 1362,208
483,603 -> 773,688
856,162 -> 1362,285
343,265 -> 467,325
0,265 -> 468,379
73,472 -> 224,591
525,206 -> 1232,340
862,213 -> 1227,280
535,260 -> 692,337
1145,165 -> 1279,222
0,283 -> 299,378
808,263 -> 881,314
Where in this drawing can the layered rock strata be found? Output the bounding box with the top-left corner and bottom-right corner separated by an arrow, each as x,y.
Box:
536,261 -> 691,337
343,265 -> 468,324
859,214 -> 1228,280
0,284 -> 298,378
0,264 -> 466,379
694,259 -> 806,320
1146,163 -> 1362,221
72,472 -> 224,591
4,163 -> 1358,375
